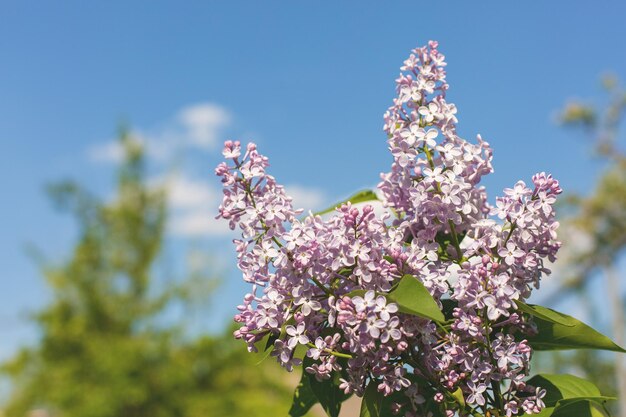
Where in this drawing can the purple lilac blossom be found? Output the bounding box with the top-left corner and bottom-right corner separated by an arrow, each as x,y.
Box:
216,41 -> 557,416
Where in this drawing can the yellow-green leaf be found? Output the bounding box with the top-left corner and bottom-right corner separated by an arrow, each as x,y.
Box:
525,310 -> 626,352
314,190 -> 378,216
387,275 -> 445,323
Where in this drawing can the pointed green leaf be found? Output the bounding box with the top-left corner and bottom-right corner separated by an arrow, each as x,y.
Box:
523,374 -> 613,417
451,387 -> 465,408
253,331 -> 272,353
288,367 -> 318,417
440,298 -> 458,321
434,229 -> 466,258
314,190 -> 379,216
525,310 -> 626,352
360,381 -> 383,417
550,400 -> 610,417
424,400 -> 447,417
526,406 -> 555,417
557,397 -> 616,407
252,331 -> 278,365
359,381 -> 408,417
255,322 -> 292,364
265,332 -> 280,350
383,255 -> 395,264
345,289 -> 367,299
387,275 -> 445,323
515,302 -> 574,327
304,357 -> 351,417
524,400 -> 610,417
528,400 -> 610,417
527,374 -> 601,406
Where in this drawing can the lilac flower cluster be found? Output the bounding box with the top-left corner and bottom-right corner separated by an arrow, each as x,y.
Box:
216,41 -> 561,416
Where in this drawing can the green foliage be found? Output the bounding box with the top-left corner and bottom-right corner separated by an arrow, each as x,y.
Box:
387,275 -> 445,323
289,358 -> 351,417
528,374 -> 608,405
548,401 -> 609,417
359,377 -> 459,417
534,350 -> 618,414
553,75 -> 626,293
346,275 -> 445,323
359,382 -> 411,417
314,190 -> 378,216
359,382 -> 383,417
288,373 -> 318,417
524,374 -> 613,417
514,302 -> 574,327
1,132 -> 299,417
540,72 -> 626,417
523,306 -> 626,352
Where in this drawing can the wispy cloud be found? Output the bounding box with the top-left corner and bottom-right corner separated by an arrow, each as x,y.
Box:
150,173 -> 231,238
88,102 -> 231,163
160,174 -> 216,210
170,210 -> 233,237
285,184 -> 327,212
152,174 -> 328,238
88,140 -> 127,163
88,101 -> 330,238
178,103 -> 231,149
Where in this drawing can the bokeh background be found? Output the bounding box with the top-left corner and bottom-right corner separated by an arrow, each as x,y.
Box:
1,2 -> 625,416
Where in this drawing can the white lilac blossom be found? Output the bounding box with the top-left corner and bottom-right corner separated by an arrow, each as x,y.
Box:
216,41 -> 560,416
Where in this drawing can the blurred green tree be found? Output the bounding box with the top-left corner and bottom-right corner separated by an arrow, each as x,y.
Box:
1,131 -> 301,417
538,75 -> 626,417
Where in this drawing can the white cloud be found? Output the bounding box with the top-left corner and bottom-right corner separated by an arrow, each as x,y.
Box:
158,174 -> 216,209
170,211 -> 233,237
150,176 -> 331,238
148,173 -> 231,238
285,184 -> 327,211
178,103 -> 231,148
88,140 -> 126,163
86,103 -> 334,240
88,102 -> 231,163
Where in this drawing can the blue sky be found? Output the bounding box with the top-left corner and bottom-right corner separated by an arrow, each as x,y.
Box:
2,1 -> 626,360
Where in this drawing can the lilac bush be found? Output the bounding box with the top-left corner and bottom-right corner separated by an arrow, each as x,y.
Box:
216,42 -> 624,417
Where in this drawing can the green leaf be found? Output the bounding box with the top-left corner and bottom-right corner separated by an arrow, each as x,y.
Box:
515,302 -> 574,327
360,381 -> 383,417
255,319 -> 296,364
528,401 -> 611,417
525,309 -> 626,352
314,190 -> 379,216
434,229 -> 466,256
252,331 -> 279,365
383,255 -> 395,264
550,400 -> 610,417
387,275 -> 445,323
254,323 -> 292,364
424,400 -> 447,417
265,332 -> 280,350
253,332 -> 271,353
345,275 -> 444,323
288,367 -> 318,417
527,374 -> 614,408
345,289 -> 367,299
529,406 -> 556,417
557,397 -> 616,407
451,387 -> 465,408
304,357 -> 351,417
359,381 -> 408,417
523,374 -> 613,417
440,298 -> 457,321
527,373 -> 601,406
